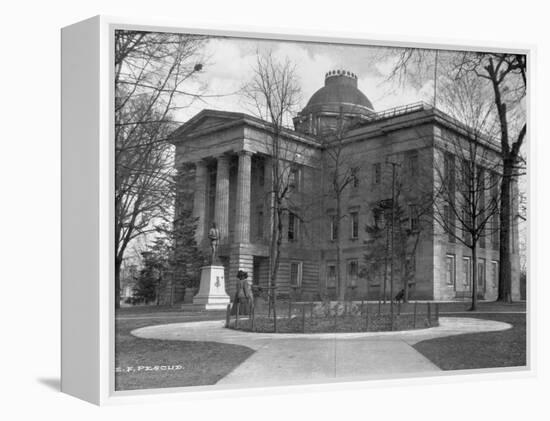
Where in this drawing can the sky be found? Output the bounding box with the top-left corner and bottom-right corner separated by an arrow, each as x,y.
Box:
174,36 -> 439,124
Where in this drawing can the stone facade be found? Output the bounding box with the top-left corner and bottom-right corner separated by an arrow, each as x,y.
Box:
170,71 -> 521,302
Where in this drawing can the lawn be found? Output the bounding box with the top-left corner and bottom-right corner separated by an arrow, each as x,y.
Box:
115,302 -> 527,390
115,311 -> 254,391
413,313 -> 527,370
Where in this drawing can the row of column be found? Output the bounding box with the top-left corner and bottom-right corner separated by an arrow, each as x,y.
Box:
192,151 -> 255,246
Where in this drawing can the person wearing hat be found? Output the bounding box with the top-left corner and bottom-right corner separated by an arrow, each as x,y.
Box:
232,270 -> 254,315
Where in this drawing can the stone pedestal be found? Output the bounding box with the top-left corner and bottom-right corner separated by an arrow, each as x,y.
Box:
182,265 -> 230,311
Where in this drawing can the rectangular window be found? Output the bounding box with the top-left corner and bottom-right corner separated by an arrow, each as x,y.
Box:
459,157 -> 469,186
463,257 -> 471,289
490,171 -> 499,193
477,258 -> 486,290
409,204 -> 419,231
462,208 -> 467,242
444,205 -> 455,243
289,167 -> 300,191
256,207 -> 264,240
350,212 -> 359,239
478,165 -> 486,249
327,263 -> 337,287
288,212 -> 298,241
406,255 -> 416,276
330,215 -> 338,241
350,166 -> 360,188
444,152 -> 455,194
477,165 -> 485,193
373,163 -> 381,184
347,259 -> 358,287
408,151 -> 419,176
290,261 -> 303,287
446,254 -> 456,287
479,206 -> 486,249
491,260 -> 499,289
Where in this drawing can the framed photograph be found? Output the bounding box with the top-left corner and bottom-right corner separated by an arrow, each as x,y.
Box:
61,15 -> 530,405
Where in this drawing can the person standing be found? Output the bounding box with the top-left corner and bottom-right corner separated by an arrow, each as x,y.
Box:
233,270 -> 253,315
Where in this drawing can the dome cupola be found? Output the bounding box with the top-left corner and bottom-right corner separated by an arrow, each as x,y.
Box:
294,70 -> 375,136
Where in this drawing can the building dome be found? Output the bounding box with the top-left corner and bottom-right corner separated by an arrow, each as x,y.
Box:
294,70 -> 375,136
305,70 -> 374,112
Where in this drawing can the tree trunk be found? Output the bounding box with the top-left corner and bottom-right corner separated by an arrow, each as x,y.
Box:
335,191 -> 345,301
336,243 -> 345,301
497,161 -> 513,303
268,201 -> 282,323
389,164 -> 396,315
487,63 -> 519,305
470,245 -> 478,311
115,256 -> 122,309
402,259 -> 408,303
382,222 -> 390,303
403,232 -> 421,303
268,157 -> 280,316
273,207 -> 283,289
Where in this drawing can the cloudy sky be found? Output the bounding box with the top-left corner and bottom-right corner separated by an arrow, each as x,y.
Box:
175,36 -> 439,124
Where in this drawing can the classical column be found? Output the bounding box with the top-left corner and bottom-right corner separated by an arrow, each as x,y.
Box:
214,154 -> 230,243
235,151 -> 252,243
192,160 -> 207,245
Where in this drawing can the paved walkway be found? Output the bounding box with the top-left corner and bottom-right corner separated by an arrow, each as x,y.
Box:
132,317 -> 511,386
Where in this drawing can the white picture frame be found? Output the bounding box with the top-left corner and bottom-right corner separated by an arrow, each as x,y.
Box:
61,15 -> 533,405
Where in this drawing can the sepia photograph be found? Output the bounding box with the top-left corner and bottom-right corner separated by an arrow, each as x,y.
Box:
113,29 -> 527,392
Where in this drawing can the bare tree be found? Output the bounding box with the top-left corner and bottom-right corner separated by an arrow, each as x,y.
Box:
384,48 -> 526,303
318,111 -> 364,300
114,30 -> 207,308
242,51 -> 302,319
455,53 -> 526,303
433,75 -> 501,311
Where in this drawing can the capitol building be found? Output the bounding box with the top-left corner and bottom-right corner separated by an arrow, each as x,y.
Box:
170,69 -> 521,302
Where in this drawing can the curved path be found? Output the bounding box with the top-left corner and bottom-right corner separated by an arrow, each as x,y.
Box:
132,317 -> 511,386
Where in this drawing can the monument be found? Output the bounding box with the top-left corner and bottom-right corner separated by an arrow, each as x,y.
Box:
183,222 -> 230,310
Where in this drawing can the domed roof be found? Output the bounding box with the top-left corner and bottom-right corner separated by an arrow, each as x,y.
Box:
304,70 -> 374,112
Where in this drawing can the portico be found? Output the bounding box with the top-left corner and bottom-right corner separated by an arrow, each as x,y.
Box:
182,148 -> 271,295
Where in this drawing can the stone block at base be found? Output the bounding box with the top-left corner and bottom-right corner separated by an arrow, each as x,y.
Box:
183,265 -> 230,311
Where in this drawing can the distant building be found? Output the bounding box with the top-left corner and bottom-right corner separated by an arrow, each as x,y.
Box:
170,70 -> 520,301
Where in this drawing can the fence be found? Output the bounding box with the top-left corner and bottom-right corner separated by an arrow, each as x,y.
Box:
226,294 -> 440,333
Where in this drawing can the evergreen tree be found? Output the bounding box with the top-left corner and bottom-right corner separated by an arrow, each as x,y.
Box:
133,242 -> 169,304
363,184 -> 426,302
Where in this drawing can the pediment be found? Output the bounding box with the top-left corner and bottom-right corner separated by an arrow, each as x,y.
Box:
170,110 -> 248,142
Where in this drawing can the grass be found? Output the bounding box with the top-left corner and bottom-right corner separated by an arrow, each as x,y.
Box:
229,313 -> 437,333
115,312 -> 254,391
413,313 -> 526,370
437,301 -> 526,314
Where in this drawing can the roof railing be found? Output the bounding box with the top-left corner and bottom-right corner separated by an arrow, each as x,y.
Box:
363,101 -> 499,149
368,101 -> 434,122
